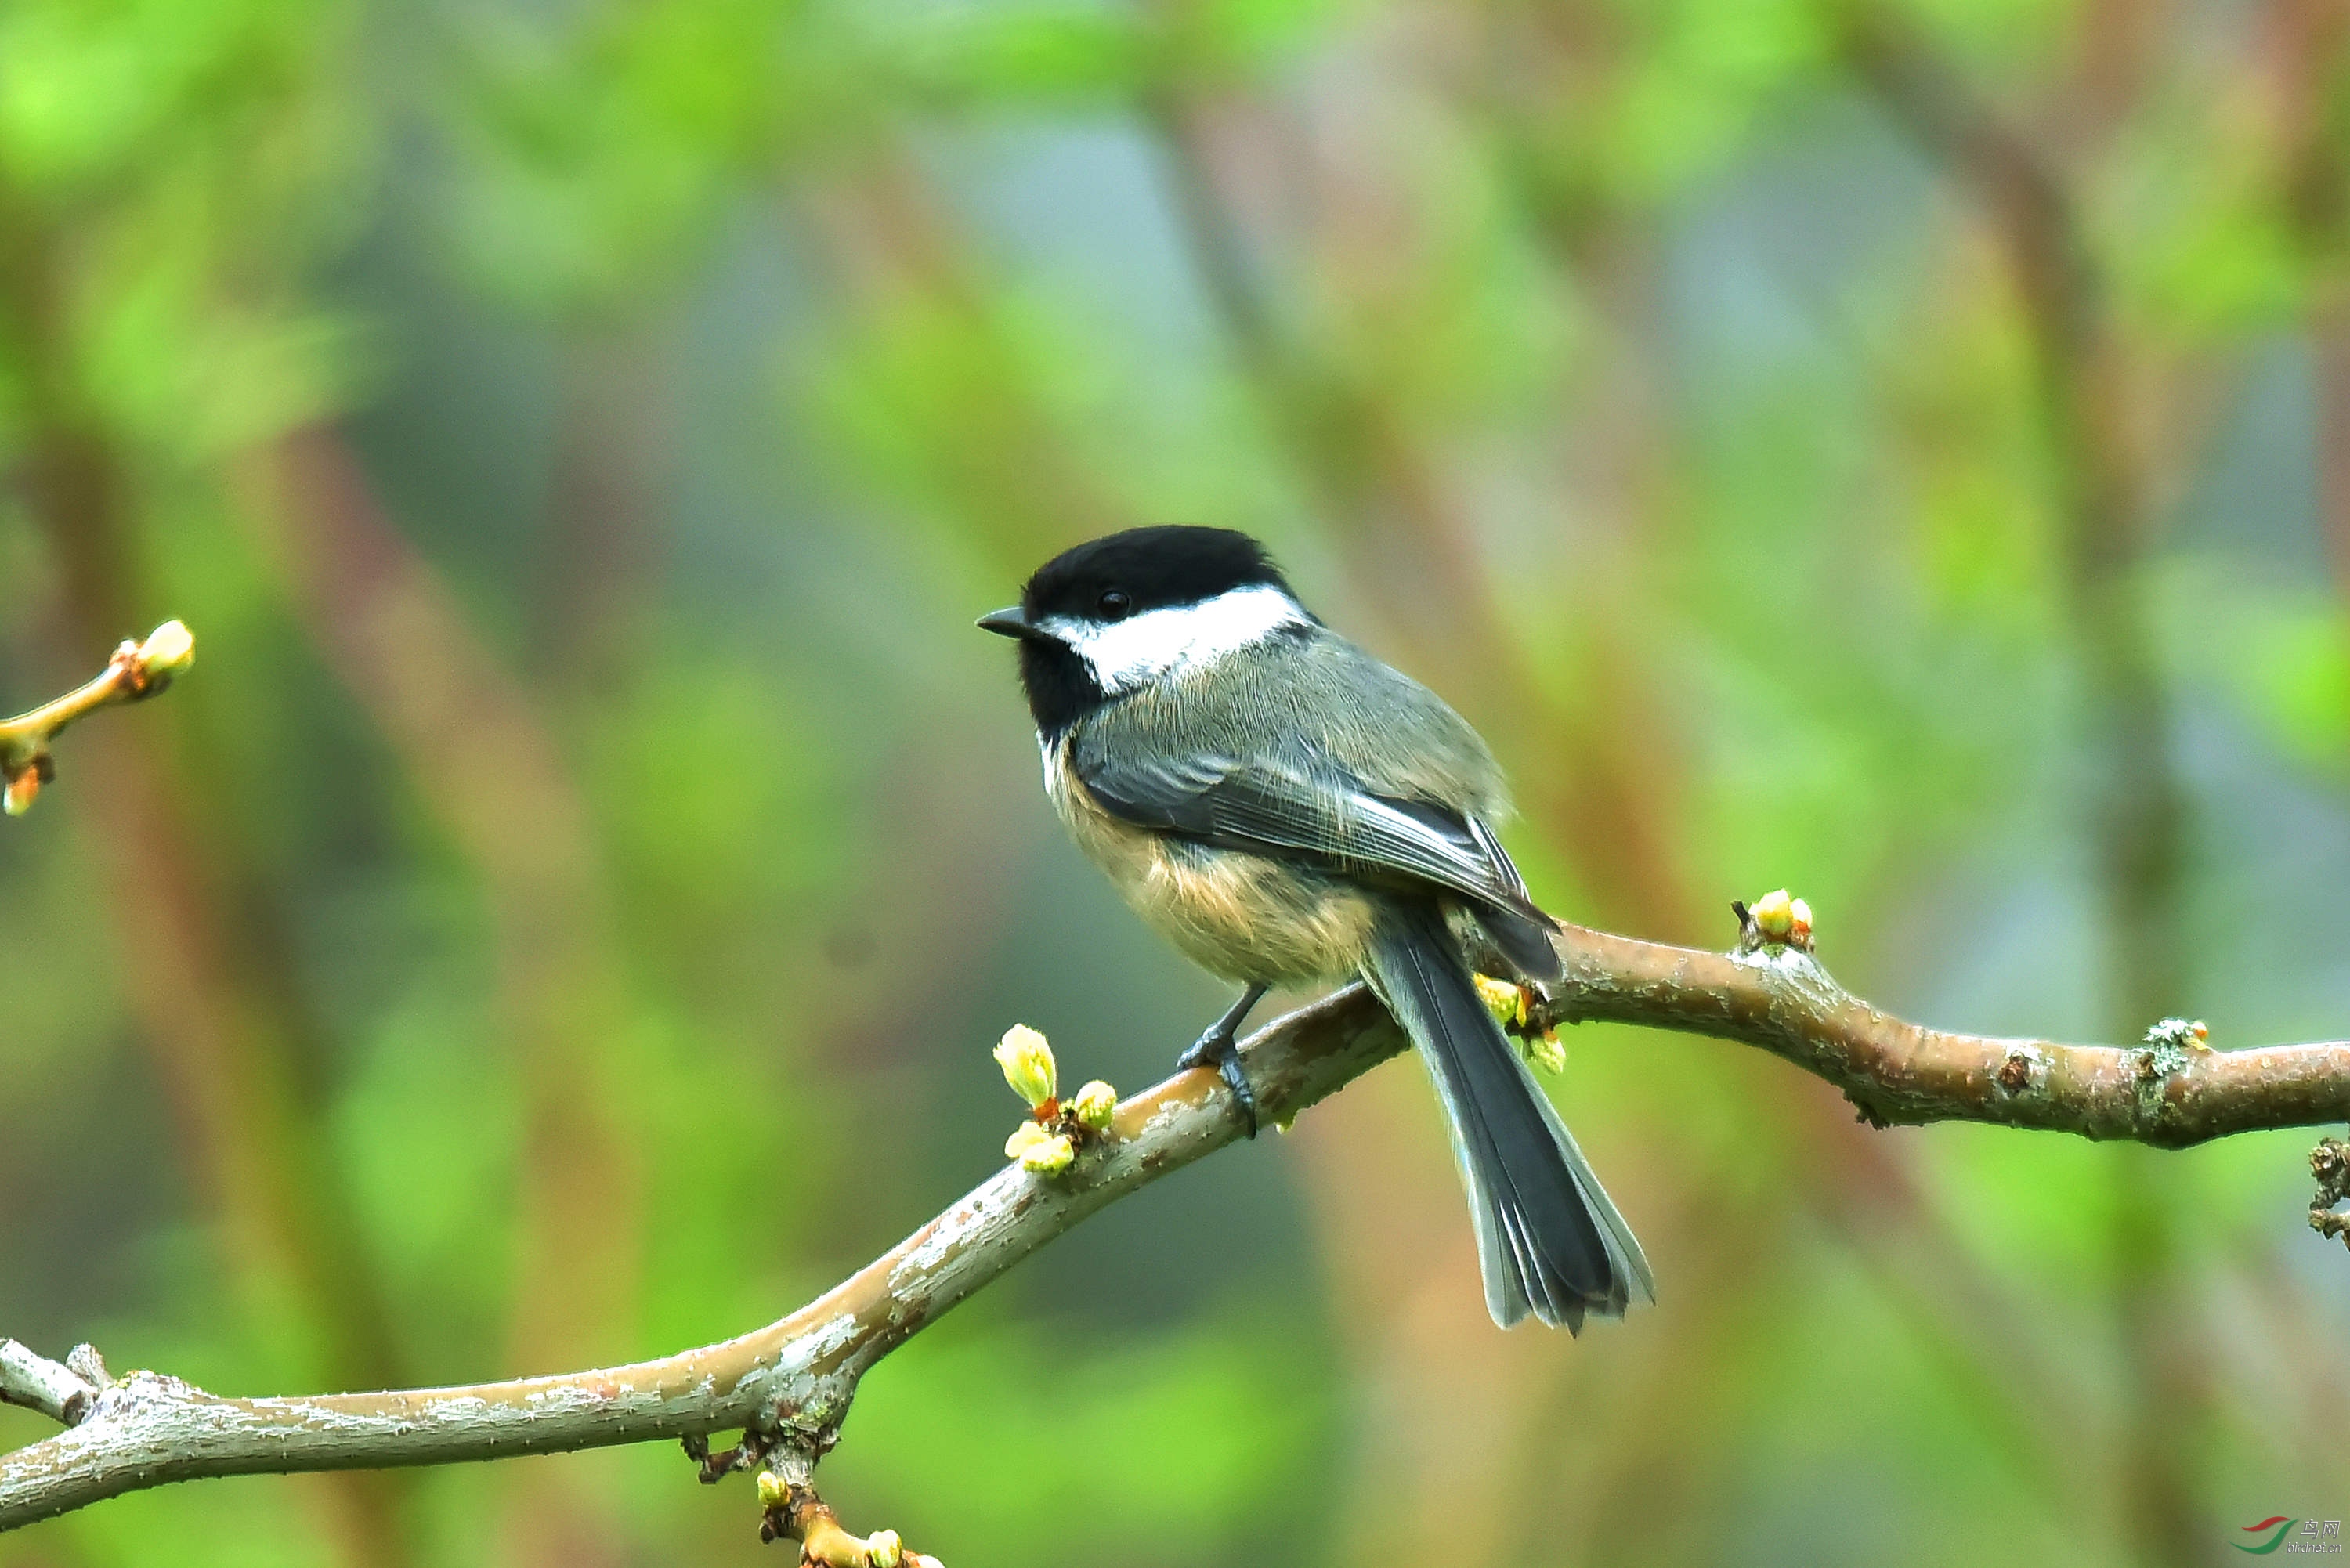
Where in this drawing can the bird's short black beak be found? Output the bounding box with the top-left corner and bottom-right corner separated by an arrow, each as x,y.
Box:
978,606 -> 1050,643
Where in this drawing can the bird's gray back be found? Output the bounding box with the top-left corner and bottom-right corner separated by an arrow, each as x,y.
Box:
1070,628 -> 1510,818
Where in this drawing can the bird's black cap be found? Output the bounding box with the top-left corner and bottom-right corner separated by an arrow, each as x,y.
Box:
1016,526 -> 1291,625
981,527 -> 1296,738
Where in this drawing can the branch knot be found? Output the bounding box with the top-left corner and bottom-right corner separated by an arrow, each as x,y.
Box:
2313,1137 -> 2350,1250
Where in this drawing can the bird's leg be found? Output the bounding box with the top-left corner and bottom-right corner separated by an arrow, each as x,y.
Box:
1176,984 -> 1268,1136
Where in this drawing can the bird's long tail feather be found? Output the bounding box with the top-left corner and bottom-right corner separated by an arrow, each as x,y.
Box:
1363,901 -> 1654,1331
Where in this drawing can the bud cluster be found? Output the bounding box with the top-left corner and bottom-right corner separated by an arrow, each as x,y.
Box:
1740,888 -> 1815,953
992,1024 -> 1122,1178
754,1472 -> 939,1566
1474,973 -> 1567,1074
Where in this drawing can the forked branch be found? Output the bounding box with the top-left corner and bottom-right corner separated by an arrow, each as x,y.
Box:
4,908 -> 2346,1554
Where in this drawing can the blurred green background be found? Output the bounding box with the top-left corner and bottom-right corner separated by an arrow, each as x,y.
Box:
2,0 -> 2348,1563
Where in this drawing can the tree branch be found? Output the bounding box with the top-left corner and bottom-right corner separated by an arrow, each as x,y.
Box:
0,1343 -> 99,1429
1542,921 -> 2345,1145
0,620 -> 195,816
5,908 -> 2347,1548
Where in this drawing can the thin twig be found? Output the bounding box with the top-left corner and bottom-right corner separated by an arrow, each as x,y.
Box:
0,621 -> 194,816
0,1343 -> 96,1429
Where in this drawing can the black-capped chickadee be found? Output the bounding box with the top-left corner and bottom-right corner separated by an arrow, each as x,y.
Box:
981,526 -> 1652,1331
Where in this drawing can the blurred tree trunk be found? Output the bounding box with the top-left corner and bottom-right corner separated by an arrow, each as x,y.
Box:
240,427 -> 649,1568
2270,0 -> 2350,594
1843,11 -> 2211,1562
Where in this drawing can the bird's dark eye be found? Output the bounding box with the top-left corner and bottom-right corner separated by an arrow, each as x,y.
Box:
1097,590 -> 1133,620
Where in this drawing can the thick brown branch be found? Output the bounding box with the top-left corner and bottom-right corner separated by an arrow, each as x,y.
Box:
1538,926 -> 2345,1146
5,913 -> 2347,1537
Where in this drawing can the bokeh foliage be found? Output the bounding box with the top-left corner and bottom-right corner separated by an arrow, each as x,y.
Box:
2,0 -> 2348,1564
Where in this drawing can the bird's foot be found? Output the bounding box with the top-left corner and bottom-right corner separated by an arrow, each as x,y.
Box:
1176,1025 -> 1259,1137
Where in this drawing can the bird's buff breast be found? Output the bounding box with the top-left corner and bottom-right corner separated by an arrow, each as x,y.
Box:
1046,743 -> 1376,987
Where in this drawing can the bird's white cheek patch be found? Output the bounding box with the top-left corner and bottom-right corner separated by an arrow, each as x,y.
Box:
1046,584 -> 1307,693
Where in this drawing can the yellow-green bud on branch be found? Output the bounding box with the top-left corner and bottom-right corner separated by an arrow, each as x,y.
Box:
1070,1080 -> 1117,1130
132,620 -> 196,689
2,769 -> 40,817
1022,1133 -> 1076,1176
1004,1122 -> 1076,1174
1473,974 -> 1528,1028
755,1470 -> 789,1511
1525,1029 -> 1566,1075
1738,889 -> 1815,953
992,1024 -> 1057,1109
773,1491 -> 932,1567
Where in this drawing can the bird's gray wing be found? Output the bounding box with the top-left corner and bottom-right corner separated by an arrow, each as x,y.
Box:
1072,745 -> 1549,927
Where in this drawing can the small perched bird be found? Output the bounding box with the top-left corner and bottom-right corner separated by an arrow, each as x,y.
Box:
981,526 -> 1652,1330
